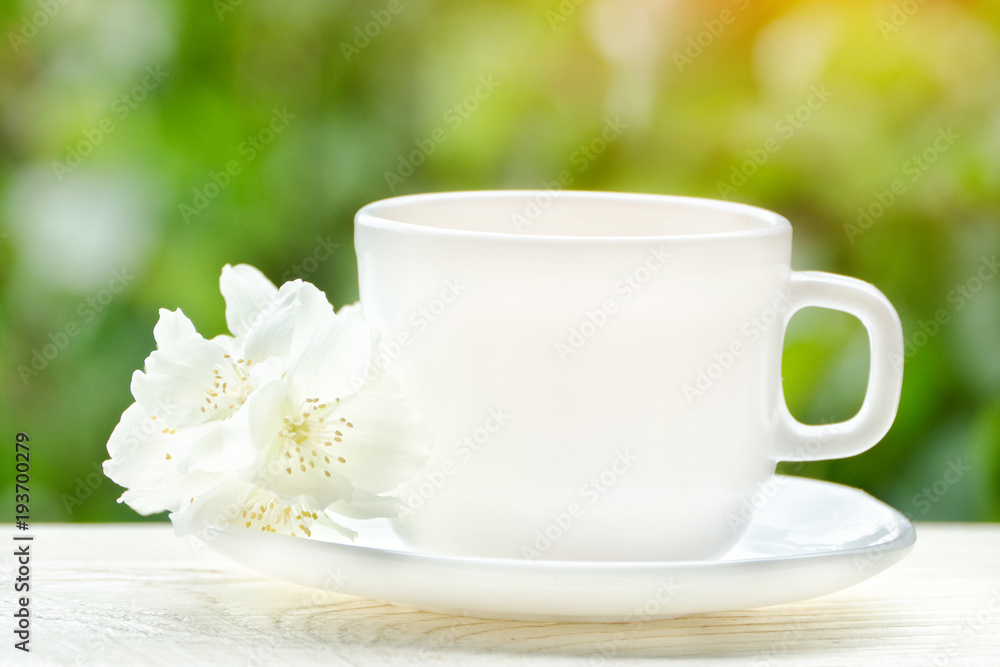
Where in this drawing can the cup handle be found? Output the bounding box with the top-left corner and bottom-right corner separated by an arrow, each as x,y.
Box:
774,271 -> 904,462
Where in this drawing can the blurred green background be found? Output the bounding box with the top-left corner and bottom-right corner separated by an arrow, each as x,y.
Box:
1,0 -> 997,524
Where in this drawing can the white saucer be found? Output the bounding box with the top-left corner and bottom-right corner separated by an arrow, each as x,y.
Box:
206,476 -> 915,622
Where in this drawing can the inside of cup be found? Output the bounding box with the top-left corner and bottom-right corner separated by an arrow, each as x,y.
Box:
359,191 -> 789,239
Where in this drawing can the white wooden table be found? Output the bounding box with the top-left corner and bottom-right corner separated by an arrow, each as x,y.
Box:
4,523 -> 999,665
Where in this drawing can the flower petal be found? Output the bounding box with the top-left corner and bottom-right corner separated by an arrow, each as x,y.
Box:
242,379 -> 357,508
130,337 -> 233,426
180,416 -> 255,474
243,377 -> 291,459
204,384 -> 282,476
169,477 -> 247,536
323,392 -> 432,494
220,264 -> 278,338
152,308 -> 200,348
243,280 -> 336,365
241,293 -> 298,363
335,301 -> 361,317
329,303 -> 403,397
254,455 -> 356,510
326,487 -> 399,520
103,404 -> 224,514
246,355 -> 284,388
172,479 -> 343,540
286,307 -> 373,400
109,263 -> 433,543
284,280 -> 338,355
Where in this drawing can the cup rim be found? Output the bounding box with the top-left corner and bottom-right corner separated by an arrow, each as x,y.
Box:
355,190 -> 791,243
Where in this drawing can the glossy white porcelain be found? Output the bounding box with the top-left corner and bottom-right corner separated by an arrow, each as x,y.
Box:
353,191 -> 905,561
206,476 -> 916,622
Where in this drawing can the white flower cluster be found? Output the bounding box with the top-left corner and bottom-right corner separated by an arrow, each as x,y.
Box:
103,264 -> 430,539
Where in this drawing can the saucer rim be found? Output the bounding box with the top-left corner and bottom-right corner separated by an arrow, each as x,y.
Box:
206,476 -> 917,621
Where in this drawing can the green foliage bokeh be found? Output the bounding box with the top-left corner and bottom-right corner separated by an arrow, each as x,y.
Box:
0,0 -> 997,524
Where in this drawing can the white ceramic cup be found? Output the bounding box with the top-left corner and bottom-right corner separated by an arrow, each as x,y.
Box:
354,191 -> 904,561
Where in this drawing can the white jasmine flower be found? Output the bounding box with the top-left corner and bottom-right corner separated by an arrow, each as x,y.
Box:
103,264 -> 431,539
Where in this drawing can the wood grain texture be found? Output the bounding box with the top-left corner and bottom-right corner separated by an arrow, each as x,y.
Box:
2,523 -> 998,666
